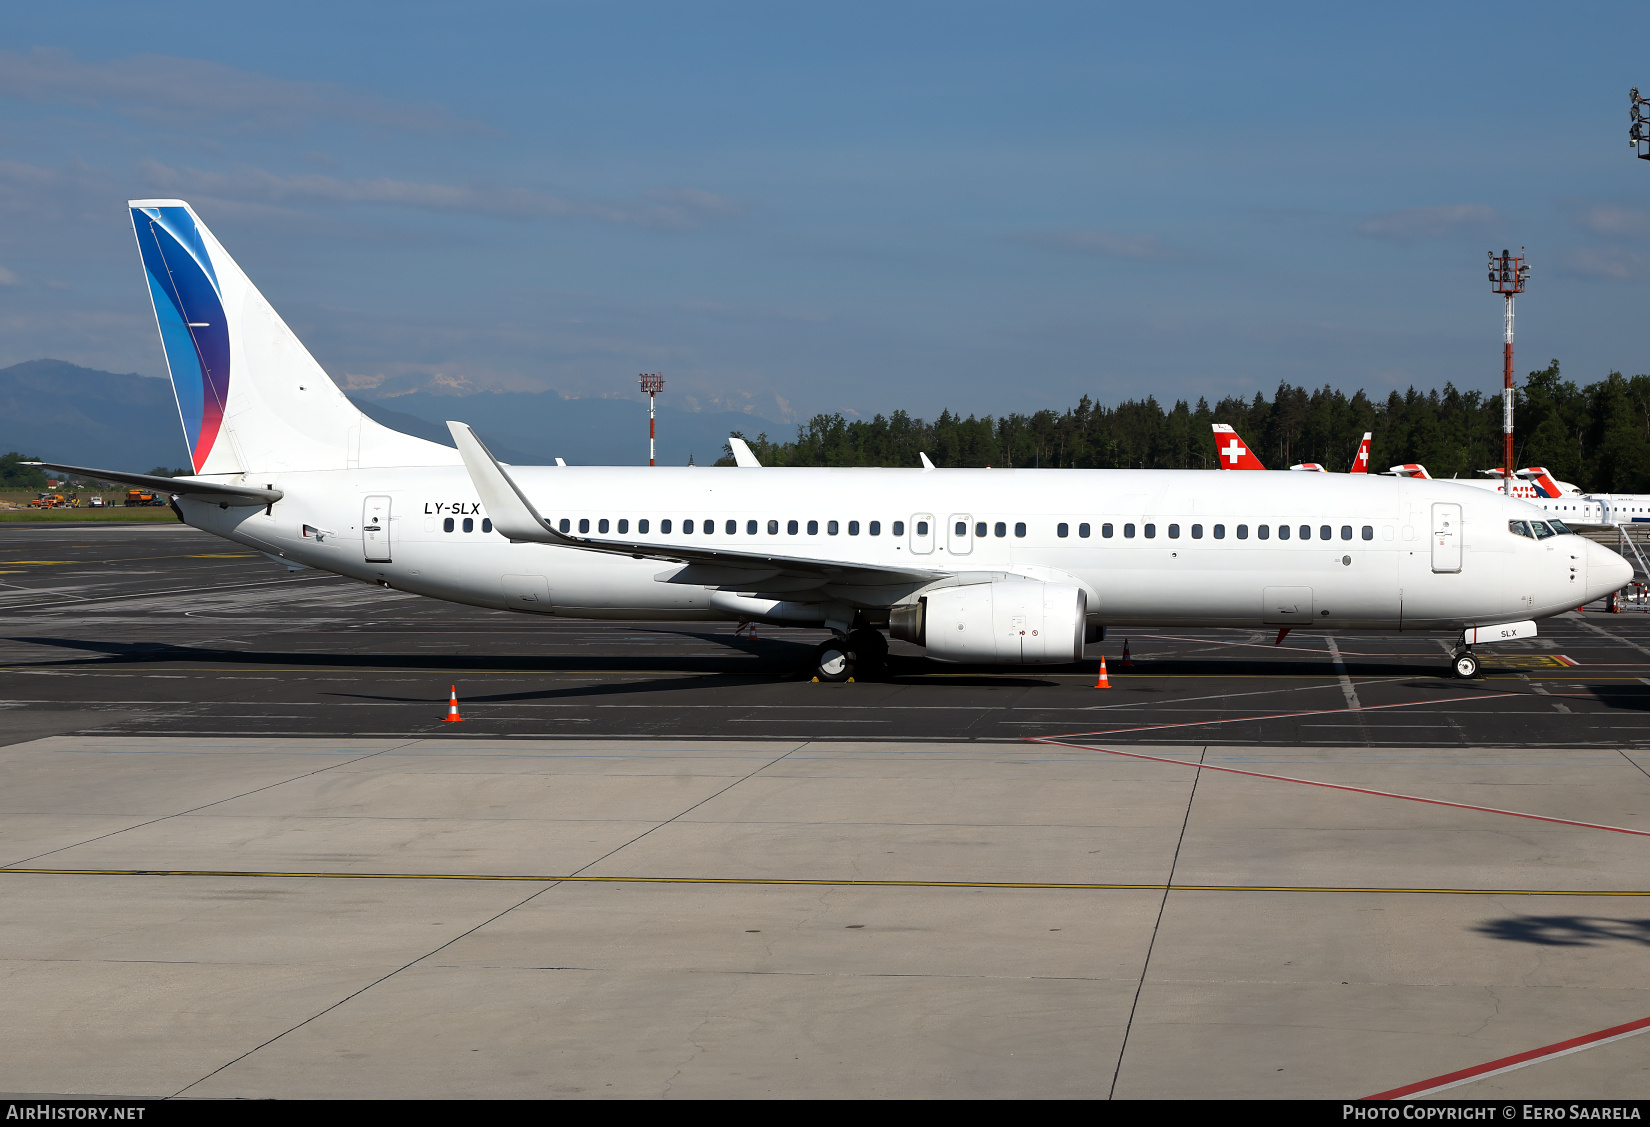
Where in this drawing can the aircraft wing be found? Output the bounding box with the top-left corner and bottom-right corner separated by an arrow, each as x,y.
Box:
447,422 -> 942,586
23,462 -> 282,507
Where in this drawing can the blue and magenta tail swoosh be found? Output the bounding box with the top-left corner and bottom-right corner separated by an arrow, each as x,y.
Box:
131,206 -> 229,472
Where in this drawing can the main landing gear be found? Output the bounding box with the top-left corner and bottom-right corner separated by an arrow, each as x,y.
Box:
810,628 -> 888,682
1451,649 -> 1480,679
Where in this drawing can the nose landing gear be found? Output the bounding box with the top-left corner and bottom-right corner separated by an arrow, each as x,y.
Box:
1451,649 -> 1480,679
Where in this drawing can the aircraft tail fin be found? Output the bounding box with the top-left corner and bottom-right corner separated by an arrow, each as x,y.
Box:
1517,467 -> 1565,499
1211,423 -> 1267,470
128,200 -> 459,474
1350,432 -> 1372,474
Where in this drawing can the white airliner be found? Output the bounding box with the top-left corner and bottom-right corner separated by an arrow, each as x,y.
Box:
31,201 -> 1633,682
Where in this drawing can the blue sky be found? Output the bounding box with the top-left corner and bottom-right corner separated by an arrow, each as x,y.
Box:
3,2 -> 1650,424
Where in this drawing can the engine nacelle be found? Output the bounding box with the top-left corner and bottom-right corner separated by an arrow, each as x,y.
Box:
894,581 -> 1086,664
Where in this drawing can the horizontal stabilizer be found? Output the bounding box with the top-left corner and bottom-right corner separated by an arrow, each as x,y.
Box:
23,462 -> 282,507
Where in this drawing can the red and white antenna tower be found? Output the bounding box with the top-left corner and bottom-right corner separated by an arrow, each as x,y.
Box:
638,372 -> 665,466
1487,248 -> 1529,494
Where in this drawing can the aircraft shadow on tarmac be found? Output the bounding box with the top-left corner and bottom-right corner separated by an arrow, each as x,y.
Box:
14,635 -> 1645,697
1474,915 -> 1650,947
7,633 -> 1062,689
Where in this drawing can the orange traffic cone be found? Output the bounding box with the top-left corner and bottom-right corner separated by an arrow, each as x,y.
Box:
1094,656 -> 1111,689
442,685 -> 464,722
1120,639 -> 1134,669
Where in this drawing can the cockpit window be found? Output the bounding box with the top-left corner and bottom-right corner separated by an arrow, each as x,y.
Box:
1531,521 -> 1556,540
1508,520 -> 1534,539
1548,520 -> 1573,535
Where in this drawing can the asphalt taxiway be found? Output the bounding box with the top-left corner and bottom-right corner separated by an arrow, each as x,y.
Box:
3,524 -> 1650,1098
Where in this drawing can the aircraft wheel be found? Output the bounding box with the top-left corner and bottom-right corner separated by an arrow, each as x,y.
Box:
1451,651 -> 1480,679
812,639 -> 854,683
847,628 -> 888,678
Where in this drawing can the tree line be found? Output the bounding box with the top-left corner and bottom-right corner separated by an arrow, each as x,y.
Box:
720,361 -> 1650,493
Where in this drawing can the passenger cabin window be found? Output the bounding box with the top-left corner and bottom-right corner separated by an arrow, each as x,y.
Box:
768,520 -> 779,534
1168,523 -> 1180,538
579,518 -> 590,534
748,520 -> 759,534
1015,522 -> 1027,537
660,519 -> 671,534
482,518 -> 493,533
1236,524 -> 1249,539
893,521 -> 904,535
1301,525 -> 1311,540
1102,523 -> 1114,538
975,522 -> 987,538
788,520 -> 799,534
1278,525 -> 1290,540
1057,523 -> 1069,538
443,517 -> 454,532
995,522 -> 1007,538
1143,523 -> 1155,538
598,519 -> 608,533
464,517 -> 474,533
1257,525 -> 1269,540
684,519 -> 694,533
1319,525 -> 1331,540
618,519 -> 628,534
1213,524 -> 1225,539
870,521 -> 881,535
1191,524 -> 1203,539
1361,525 -> 1372,540
808,520 -> 819,535
1340,525 -> 1353,540
1079,523 -> 1090,538
848,521 -> 860,535
1123,523 -> 1136,538
725,520 -> 736,535
639,519 -> 649,534
827,520 -> 839,535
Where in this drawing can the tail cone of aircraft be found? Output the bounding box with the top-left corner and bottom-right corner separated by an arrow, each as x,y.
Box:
442,685 -> 464,722
1094,656 -> 1112,689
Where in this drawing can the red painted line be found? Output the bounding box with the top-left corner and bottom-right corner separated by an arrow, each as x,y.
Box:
1555,654 -> 1580,666
1051,692 -> 1516,739
1028,735 -> 1650,838
1365,1014 -> 1650,1099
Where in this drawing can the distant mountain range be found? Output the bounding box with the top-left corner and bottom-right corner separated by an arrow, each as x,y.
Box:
0,359 -> 786,470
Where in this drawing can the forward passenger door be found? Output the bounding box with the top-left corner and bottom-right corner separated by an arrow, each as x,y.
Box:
948,514 -> 973,555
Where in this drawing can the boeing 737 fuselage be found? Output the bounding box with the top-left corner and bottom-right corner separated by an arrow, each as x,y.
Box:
33,201 -> 1634,683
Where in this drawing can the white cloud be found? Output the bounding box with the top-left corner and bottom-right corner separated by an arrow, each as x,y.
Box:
1012,229 -> 1186,260
0,265 -> 18,286
1555,246 -> 1650,281
136,159 -> 744,231
1356,204 -> 1498,241
0,47 -> 489,136
1573,204 -> 1650,237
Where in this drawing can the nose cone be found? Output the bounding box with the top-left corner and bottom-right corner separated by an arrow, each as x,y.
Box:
1583,539 -> 1635,602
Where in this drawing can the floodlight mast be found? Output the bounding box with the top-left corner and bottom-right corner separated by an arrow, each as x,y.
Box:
1487,249 -> 1529,494
638,373 -> 665,466
1632,88 -> 1650,160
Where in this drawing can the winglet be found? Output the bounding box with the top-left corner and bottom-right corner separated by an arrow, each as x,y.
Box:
446,422 -> 562,544
920,452 -> 935,471
729,437 -> 762,468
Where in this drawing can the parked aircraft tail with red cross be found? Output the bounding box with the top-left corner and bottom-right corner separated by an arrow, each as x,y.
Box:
1351,433 -> 1372,474
1211,424 -> 1267,470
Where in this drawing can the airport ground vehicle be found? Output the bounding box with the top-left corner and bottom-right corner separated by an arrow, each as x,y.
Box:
30,200 -> 1635,681
123,489 -> 162,507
